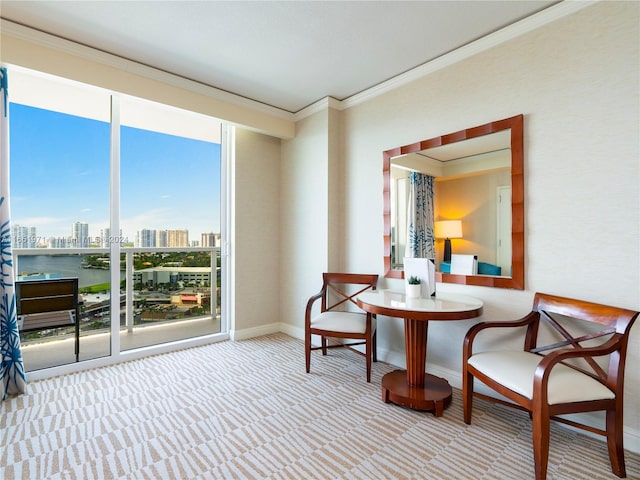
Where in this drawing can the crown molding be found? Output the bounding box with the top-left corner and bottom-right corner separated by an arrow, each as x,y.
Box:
340,0 -> 597,111
0,19 -> 295,122
293,96 -> 342,122
2,1 -> 597,124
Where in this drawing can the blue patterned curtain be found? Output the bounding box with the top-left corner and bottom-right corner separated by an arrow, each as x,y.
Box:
406,172 -> 435,259
1,67 -> 25,400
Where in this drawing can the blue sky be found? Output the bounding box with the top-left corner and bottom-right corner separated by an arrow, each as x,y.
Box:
10,103 -> 221,244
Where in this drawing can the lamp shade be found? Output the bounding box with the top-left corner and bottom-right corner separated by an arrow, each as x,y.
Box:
435,220 -> 463,239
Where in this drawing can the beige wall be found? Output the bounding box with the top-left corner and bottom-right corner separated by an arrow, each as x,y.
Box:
232,128 -> 282,339
279,110 -> 333,329
281,1 -> 640,449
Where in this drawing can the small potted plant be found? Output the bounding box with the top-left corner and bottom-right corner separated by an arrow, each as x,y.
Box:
406,276 -> 421,298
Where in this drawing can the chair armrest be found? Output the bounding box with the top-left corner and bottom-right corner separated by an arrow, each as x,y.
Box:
533,334 -> 623,396
463,311 -> 538,360
305,290 -> 325,326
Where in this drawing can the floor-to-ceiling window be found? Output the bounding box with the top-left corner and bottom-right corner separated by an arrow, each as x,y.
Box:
9,67 -> 225,372
119,95 -> 222,351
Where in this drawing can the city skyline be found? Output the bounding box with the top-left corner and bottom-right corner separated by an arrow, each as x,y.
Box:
9,102 -> 221,243
13,221 -> 221,248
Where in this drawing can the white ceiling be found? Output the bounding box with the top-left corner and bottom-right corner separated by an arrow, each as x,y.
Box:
1,0 -> 558,113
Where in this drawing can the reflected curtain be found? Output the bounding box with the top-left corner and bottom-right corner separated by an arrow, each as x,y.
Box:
0,67 -> 25,400
406,171 -> 435,259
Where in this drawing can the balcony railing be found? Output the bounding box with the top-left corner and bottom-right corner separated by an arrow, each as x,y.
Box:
15,247 -> 221,371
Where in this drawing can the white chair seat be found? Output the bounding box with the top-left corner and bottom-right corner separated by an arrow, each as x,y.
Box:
310,311 -> 374,334
468,350 -> 614,405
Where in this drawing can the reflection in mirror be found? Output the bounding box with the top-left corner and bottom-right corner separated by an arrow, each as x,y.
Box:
383,115 -> 524,289
391,130 -> 511,271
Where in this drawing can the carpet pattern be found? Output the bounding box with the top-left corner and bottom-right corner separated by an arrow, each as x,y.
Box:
2,333 -> 639,479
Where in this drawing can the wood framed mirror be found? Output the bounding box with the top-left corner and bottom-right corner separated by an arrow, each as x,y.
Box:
383,114 -> 524,289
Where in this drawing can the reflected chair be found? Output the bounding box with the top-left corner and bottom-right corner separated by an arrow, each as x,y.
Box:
462,292 -> 638,480
305,273 -> 379,382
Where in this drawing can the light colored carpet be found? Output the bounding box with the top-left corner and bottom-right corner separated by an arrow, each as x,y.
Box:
2,333 -> 639,480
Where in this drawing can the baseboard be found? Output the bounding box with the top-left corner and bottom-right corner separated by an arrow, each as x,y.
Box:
375,346 -> 406,371
230,322 -> 281,341
279,323 -> 303,340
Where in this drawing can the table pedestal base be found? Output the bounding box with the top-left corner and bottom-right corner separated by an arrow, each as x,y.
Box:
381,370 -> 452,416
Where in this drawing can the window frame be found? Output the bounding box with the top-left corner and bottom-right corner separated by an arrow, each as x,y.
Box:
8,66 -> 231,381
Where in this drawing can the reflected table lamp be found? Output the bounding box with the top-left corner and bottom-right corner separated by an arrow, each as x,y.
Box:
435,220 -> 463,263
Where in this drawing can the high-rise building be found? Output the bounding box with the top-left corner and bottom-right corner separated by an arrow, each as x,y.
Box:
201,232 -> 220,247
168,229 -> 189,247
101,228 -> 110,248
139,229 -> 156,248
72,222 -> 89,248
12,225 -> 37,248
48,236 -> 70,248
12,225 -> 27,248
28,226 -> 37,248
100,228 -> 123,247
156,230 -> 168,248
136,228 -> 190,247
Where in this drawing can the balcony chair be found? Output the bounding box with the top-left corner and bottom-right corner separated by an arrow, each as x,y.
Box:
462,292 -> 638,480
305,272 -> 379,382
16,278 -> 81,362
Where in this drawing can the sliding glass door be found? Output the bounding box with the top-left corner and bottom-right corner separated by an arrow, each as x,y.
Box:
10,75 -> 113,369
119,96 -> 222,350
9,67 -> 225,372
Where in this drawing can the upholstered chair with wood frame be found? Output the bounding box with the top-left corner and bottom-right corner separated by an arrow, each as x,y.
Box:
305,273 -> 379,382
462,292 -> 638,480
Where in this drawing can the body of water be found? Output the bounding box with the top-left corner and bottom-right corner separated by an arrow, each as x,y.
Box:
16,255 -> 123,288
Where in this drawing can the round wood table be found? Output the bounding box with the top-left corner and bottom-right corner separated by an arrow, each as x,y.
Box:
357,290 -> 483,416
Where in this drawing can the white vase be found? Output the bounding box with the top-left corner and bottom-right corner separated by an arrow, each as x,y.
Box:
405,283 -> 421,298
